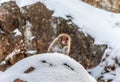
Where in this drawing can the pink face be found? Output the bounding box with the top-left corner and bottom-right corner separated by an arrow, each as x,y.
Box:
61,36 -> 68,45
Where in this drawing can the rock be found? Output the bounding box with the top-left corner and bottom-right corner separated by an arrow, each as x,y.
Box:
24,67 -> 35,73
0,1 -> 24,70
0,1 -> 19,33
83,0 -> 120,13
8,53 -> 25,65
21,2 -> 53,53
14,79 -> 24,82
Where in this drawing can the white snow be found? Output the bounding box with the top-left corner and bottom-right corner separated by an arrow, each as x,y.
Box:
0,29 -> 5,33
13,29 -> 22,36
24,21 -> 33,49
23,21 -> 33,42
26,50 -> 37,54
23,21 -> 33,41
1,0 -> 120,81
0,0 -> 10,4
0,53 -> 97,82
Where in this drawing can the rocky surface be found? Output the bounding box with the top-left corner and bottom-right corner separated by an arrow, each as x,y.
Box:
83,0 -> 120,13
0,1 -> 107,72
14,79 -> 24,82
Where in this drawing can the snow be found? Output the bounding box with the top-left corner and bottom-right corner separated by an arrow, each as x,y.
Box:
24,21 -> 33,49
0,53 -> 97,82
26,50 -> 37,54
30,36 -> 35,41
0,0 -> 120,81
23,21 -> 33,40
0,29 -> 5,33
13,29 -> 22,36
0,0 -> 10,4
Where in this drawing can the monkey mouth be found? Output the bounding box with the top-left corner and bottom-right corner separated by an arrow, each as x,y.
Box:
62,41 -> 66,44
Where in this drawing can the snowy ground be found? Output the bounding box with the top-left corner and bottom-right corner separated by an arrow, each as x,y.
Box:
1,0 -> 120,81
0,53 -> 96,82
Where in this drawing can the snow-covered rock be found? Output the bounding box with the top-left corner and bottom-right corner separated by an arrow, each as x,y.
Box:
0,53 -> 97,82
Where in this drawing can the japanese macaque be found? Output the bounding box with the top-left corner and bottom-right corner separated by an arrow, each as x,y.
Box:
47,33 -> 71,55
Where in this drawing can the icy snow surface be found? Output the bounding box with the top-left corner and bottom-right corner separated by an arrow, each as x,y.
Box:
0,53 -> 97,82
0,0 -> 120,81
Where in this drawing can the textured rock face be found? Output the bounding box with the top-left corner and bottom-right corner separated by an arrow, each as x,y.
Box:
0,1 -> 19,33
83,0 -> 120,13
21,2 -> 53,53
0,1 -> 106,71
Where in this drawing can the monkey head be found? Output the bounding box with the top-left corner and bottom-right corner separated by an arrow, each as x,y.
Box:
60,35 -> 68,45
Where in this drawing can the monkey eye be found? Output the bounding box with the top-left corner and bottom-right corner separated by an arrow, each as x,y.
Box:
65,37 -> 68,40
62,36 -> 68,40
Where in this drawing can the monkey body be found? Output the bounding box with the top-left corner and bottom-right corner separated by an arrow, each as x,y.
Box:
47,33 -> 71,55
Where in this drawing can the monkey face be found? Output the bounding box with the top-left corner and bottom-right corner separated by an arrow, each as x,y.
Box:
61,36 -> 68,45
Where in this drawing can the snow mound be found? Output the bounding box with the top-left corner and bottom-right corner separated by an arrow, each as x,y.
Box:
0,53 -> 96,82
